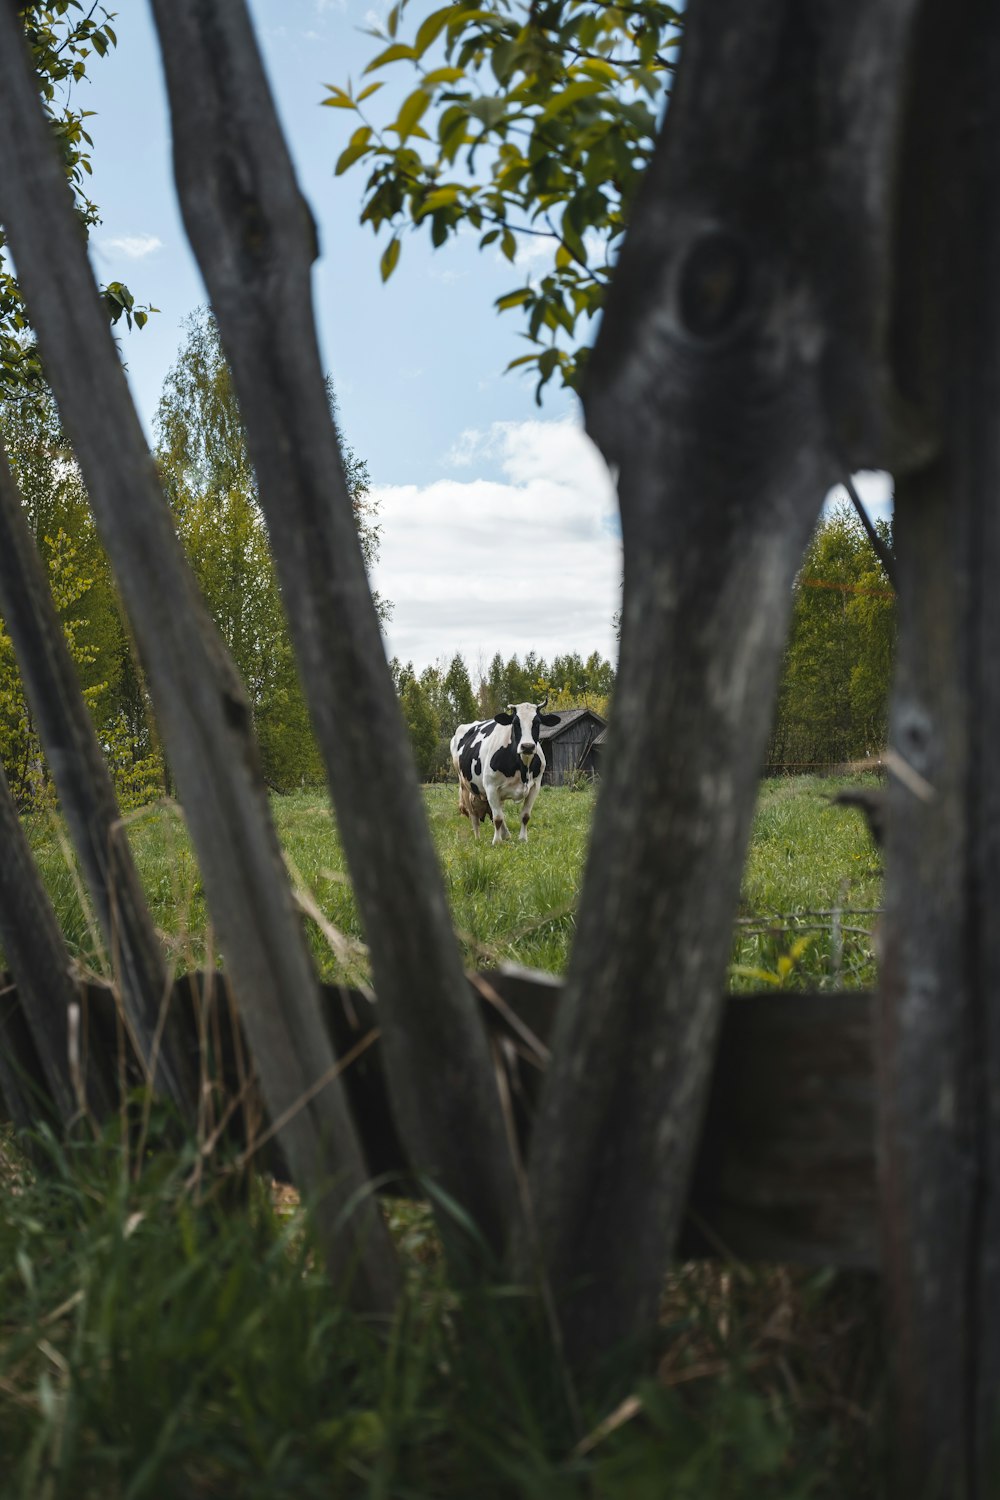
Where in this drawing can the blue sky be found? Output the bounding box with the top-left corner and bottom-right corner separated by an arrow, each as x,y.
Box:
78,1 -> 889,674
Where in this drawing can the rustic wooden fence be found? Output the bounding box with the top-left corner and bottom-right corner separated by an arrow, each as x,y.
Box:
0,0 -> 997,1493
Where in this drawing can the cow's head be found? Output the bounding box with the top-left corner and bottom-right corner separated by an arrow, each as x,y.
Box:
494,699 -> 561,766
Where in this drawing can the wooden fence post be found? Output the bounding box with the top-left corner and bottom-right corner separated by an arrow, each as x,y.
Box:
148,0 -> 521,1260
522,0 -> 923,1369
0,755 -> 81,1124
878,3 -> 1000,1492
0,12 -> 398,1313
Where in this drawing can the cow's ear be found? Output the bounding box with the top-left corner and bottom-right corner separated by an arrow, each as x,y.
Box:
494,711 -> 514,725
539,712 -> 560,726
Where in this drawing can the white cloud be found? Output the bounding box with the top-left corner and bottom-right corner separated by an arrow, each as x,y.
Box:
99,234 -> 163,260
444,428 -> 484,468
371,418 -> 622,673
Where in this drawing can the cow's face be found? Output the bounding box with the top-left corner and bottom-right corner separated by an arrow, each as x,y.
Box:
496,701 -> 560,767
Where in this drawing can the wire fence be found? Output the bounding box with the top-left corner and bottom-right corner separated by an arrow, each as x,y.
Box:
731,905 -> 882,988
762,757 -> 886,776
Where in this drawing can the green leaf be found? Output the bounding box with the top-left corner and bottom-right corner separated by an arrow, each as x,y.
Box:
580,58 -> 618,83
500,228 -> 517,262
505,351 -> 540,370
420,185 -> 461,213
364,41 -> 419,74
380,236 -> 401,281
495,287 -> 532,311
415,7 -> 456,56
395,89 -> 431,142
540,79 -> 607,120
335,128 -> 374,175
355,80 -> 385,103
322,85 -> 356,109
420,65 -> 465,87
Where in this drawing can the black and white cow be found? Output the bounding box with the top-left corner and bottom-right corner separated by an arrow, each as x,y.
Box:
450,700 -> 560,844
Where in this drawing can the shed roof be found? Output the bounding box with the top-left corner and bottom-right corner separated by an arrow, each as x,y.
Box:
538,707 -> 607,740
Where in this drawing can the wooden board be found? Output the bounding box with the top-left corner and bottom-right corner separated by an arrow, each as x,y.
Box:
0,965 -> 877,1269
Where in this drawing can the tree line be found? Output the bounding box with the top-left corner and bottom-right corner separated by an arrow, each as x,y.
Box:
767,503 -> 895,771
391,648 -> 615,781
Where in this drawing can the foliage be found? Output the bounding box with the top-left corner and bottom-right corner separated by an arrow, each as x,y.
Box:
0,389 -> 133,805
477,647 -> 613,717
4,5 -> 155,394
325,0 -> 682,399
154,310 -> 387,791
388,648 -> 615,778
391,658 -> 449,779
443,649 -> 478,724
768,506 -> 895,771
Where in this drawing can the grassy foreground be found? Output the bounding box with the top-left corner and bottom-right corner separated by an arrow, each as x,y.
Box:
1,776 -> 885,1497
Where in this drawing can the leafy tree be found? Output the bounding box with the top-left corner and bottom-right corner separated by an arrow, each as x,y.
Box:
478,651 -> 510,714
325,0 -> 681,399
391,659 -> 446,778
155,310 -> 386,789
5,5 -> 154,393
0,388 -> 137,803
0,525 -> 105,804
768,506 -> 895,769
442,651 -> 477,724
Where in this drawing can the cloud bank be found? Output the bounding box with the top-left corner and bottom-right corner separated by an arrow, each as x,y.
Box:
370,418 -> 622,675
369,426 -> 893,679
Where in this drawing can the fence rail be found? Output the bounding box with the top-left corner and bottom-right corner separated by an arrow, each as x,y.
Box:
0,964 -> 878,1271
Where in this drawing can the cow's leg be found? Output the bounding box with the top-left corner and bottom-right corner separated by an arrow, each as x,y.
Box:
470,810 -> 481,839
487,788 -> 509,845
519,781 -> 542,841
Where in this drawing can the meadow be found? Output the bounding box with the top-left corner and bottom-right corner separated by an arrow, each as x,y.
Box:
22,773 -> 883,992
0,775 -> 885,1498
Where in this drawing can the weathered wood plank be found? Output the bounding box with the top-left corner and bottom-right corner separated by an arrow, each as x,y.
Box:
149,0 -> 520,1261
0,967 -> 877,1268
0,757 -> 81,1124
0,439 -> 195,1116
0,13 -> 397,1312
521,0 -> 920,1368
879,4 -> 1000,1493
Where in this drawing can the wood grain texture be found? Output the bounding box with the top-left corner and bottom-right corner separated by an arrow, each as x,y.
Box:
0,966 -> 878,1269
879,3 -> 1000,1493
0,441 -> 195,1115
149,0 -> 520,1260
0,12 -> 397,1312
522,0 -> 922,1368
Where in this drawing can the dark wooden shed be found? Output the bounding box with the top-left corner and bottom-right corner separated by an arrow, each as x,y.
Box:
539,708 -> 607,786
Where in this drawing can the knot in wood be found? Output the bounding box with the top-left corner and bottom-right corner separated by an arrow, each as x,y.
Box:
677,231 -> 750,341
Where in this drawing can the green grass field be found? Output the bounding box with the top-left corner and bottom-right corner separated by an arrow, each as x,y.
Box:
21,773 -> 883,991
1,776 -> 885,1498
